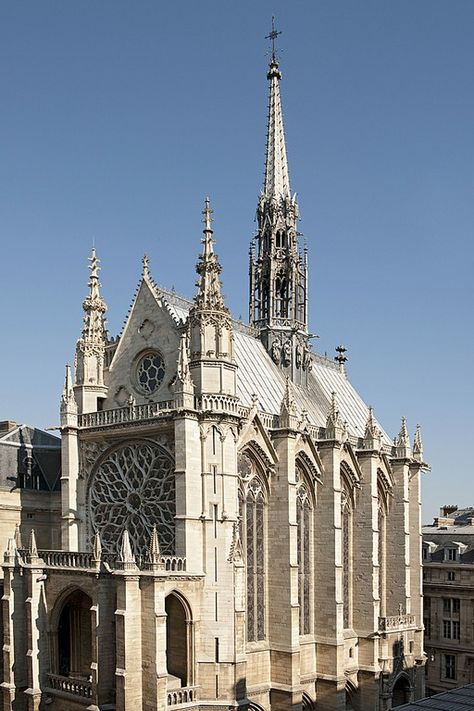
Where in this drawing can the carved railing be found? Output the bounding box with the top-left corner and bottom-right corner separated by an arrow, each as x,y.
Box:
78,400 -> 175,429
162,556 -> 186,572
18,549 -> 186,573
47,673 -> 93,698
196,394 -> 239,415
167,686 -> 197,706
379,614 -> 416,632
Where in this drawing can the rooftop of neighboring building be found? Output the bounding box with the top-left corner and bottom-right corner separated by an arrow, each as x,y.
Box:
397,683 -> 474,709
422,505 -> 474,563
0,420 -> 61,492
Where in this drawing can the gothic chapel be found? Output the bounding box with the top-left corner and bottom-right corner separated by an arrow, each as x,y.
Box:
2,46 -> 427,711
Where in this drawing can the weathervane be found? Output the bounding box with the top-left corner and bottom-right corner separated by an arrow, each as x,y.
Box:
266,16 -> 282,62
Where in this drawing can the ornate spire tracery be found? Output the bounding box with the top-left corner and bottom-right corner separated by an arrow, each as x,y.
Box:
250,50 -> 309,382
194,198 -> 228,314
81,248 -> 107,343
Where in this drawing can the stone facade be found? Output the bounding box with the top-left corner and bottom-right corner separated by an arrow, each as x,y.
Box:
1,49 -> 427,711
422,506 -> 474,696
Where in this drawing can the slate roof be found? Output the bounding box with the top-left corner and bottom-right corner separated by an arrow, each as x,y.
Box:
154,285 -> 392,445
396,683 -> 474,709
0,424 -> 61,491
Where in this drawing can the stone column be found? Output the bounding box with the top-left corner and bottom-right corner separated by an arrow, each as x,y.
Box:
314,442 -> 346,711
386,460 -> 410,617
140,576 -> 167,711
23,557 -> 47,711
1,550 -> 24,711
60,420 -> 80,551
267,428 -> 301,710
114,572 -> 142,711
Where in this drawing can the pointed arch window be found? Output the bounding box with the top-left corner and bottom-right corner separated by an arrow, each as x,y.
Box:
341,464 -> 355,630
377,478 -> 390,618
238,453 -> 267,643
296,465 -> 312,635
275,273 -> 288,318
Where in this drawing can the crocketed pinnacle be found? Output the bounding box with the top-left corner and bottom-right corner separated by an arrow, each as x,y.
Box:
397,417 -> 410,448
194,198 -> 228,313
326,391 -> 341,429
263,57 -> 291,200
82,248 -> 107,343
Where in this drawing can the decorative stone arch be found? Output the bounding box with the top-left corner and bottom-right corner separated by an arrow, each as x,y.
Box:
302,692 -> 316,710
340,461 -> 357,630
391,672 -> 412,707
377,468 -> 393,509
296,450 -> 320,487
243,440 -> 275,481
340,460 -> 359,502
165,590 -> 195,688
345,678 -> 359,710
87,438 -> 176,557
50,586 -> 93,680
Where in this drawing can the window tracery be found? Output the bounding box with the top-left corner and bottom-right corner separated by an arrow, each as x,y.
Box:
377,480 -> 389,617
89,440 -> 175,556
296,465 -> 312,635
135,351 -> 165,395
238,452 -> 267,643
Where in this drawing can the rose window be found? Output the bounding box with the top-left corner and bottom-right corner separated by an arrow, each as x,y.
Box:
89,441 -> 175,556
136,351 -> 165,394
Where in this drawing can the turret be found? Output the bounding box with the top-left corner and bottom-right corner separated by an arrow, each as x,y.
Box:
74,247 -> 108,413
188,199 -> 237,401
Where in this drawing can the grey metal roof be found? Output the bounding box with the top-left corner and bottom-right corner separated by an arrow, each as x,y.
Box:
396,683 -> 474,709
155,286 -> 391,443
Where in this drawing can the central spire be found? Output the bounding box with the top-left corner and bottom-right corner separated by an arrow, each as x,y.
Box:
264,55 -> 291,200
249,32 -> 311,384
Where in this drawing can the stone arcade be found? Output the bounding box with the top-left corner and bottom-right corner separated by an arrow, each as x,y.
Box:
1,49 -> 427,711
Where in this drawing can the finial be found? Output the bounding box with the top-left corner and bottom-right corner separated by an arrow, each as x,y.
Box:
147,525 -> 162,566
326,391 -> 341,427
202,197 -> 213,232
395,417 -> 411,458
279,376 -> 297,428
364,406 -> 381,449
14,523 -> 22,549
119,529 -> 136,567
4,536 -> 17,563
142,253 -> 150,278
265,15 -> 282,63
28,528 -> 38,558
92,531 -> 102,562
413,423 -> 424,461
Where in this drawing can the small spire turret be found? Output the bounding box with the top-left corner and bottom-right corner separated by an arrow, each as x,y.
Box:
326,391 -> 344,440
75,248 -> 108,391
413,424 -> 424,462
279,376 -> 298,428
118,529 -> 137,570
146,525 -> 164,570
364,406 -> 381,450
194,198 -> 227,313
396,417 -> 411,458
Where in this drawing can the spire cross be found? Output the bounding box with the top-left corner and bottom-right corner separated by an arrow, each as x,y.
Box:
266,16 -> 282,61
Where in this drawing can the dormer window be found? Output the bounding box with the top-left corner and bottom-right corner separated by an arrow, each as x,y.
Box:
447,548 -> 457,561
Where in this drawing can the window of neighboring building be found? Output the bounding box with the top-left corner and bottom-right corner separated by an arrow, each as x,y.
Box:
447,548 -> 457,561
424,618 -> 431,638
443,654 -> 456,680
447,570 -> 456,581
443,598 -> 460,616
422,547 -> 428,560
443,620 -> 460,640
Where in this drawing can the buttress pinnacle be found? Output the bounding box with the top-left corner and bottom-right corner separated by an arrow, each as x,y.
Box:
194,198 -> 228,313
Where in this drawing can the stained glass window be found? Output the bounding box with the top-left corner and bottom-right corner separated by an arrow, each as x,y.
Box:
238,453 -> 266,643
342,494 -> 352,629
136,351 -> 165,394
296,466 -> 312,635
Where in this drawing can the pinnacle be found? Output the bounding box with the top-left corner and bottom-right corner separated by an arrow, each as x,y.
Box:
194,199 -> 228,313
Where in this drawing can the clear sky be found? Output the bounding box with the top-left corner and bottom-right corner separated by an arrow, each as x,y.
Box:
1,1 -> 473,522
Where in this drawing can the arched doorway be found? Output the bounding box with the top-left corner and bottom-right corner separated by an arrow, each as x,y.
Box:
56,589 -> 92,679
392,675 -> 410,707
165,592 -> 192,688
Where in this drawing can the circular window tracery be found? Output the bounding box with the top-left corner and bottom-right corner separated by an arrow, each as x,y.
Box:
89,441 -> 175,556
136,351 -> 165,394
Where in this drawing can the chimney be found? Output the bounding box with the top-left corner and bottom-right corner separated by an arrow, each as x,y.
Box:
0,421 -> 17,433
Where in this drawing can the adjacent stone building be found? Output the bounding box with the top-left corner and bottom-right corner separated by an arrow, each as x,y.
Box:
422,506 -> 474,696
1,48 -> 427,711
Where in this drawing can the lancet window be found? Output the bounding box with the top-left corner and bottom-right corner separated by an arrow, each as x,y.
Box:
341,463 -> 355,629
296,464 -> 312,635
377,477 -> 390,617
238,452 -> 267,643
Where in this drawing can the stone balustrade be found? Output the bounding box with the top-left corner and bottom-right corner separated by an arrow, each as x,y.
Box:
47,673 -> 93,698
195,394 -> 239,415
78,400 -> 175,429
379,614 -> 416,632
167,686 -> 197,706
17,549 -> 186,573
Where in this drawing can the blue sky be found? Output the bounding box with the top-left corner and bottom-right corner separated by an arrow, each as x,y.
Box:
1,1 -> 473,521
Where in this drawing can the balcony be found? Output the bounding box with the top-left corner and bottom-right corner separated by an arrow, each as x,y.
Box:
379,614 -> 416,632
167,686 -> 198,707
46,673 -> 92,699
78,400 -> 175,430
